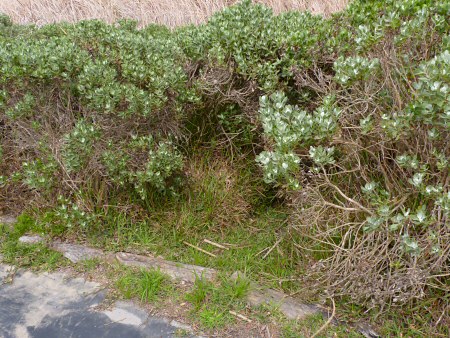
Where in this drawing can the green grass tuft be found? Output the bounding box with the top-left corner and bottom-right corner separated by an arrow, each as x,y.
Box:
116,268 -> 174,303
1,241 -> 66,271
185,274 -> 250,329
0,213 -> 67,271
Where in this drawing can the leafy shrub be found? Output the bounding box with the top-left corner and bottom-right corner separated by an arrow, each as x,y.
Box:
256,92 -> 340,187
1,0 -> 450,319
253,0 -> 450,308
0,18 -> 192,211
62,120 -> 101,173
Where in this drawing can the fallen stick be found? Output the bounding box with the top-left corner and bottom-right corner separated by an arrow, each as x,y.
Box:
229,310 -> 252,323
262,236 -> 284,259
310,298 -> 335,338
203,239 -> 229,250
183,241 -> 217,257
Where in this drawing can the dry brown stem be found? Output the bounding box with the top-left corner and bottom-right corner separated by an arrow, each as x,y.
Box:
0,0 -> 349,28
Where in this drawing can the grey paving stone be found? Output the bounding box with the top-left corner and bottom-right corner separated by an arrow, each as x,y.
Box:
50,242 -> 106,263
18,235 -> 44,244
0,215 -> 17,226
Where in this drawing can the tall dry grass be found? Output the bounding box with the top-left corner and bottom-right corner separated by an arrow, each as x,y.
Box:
0,0 -> 348,27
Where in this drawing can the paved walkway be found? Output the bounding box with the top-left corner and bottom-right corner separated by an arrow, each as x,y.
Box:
0,264 -> 195,338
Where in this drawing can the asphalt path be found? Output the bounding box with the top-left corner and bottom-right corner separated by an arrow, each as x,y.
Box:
0,264 -> 195,338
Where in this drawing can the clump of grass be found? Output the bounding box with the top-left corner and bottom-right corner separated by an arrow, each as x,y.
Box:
0,213 -> 67,271
0,222 -> 7,238
185,274 -> 250,329
174,328 -> 191,337
281,313 -> 362,338
74,258 -> 101,273
6,213 -> 36,238
185,277 -> 213,310
116,267 -> 174,303
1,241 -> 66,271
183,156 -> 260,228
378,298 -> 450,337
198,308 -> 227,329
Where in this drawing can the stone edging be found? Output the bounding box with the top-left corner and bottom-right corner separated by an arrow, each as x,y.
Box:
15,233 -> 320,321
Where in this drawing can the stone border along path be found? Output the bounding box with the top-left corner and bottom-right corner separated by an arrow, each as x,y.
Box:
1,215 -> 380,337
24,236 -> 320,321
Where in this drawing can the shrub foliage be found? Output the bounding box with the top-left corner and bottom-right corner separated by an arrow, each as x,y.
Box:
1,0 -> 449,311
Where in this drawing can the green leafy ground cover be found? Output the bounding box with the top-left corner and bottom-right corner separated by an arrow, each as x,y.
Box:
1,0 -> 449,335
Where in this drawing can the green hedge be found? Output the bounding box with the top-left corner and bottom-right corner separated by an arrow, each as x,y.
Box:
1,0 -> 449,307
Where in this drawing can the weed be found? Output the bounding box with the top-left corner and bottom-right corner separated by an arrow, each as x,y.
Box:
75,258 -> 101,273
10,213 -> 36,238
116,268 -> 173,303
198,307 -> 227,329
185,277 -> 213,310
213,274 -> 250,306
174,328 -> 190,337
1,241 -> 66,271
0,222 -> 6,237
185,274 -> 250,329
280,313 -> 361,338
0,213 -> 66,270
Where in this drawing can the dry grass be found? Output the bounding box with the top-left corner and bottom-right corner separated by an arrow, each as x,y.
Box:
0,0 -> 349,28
